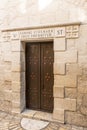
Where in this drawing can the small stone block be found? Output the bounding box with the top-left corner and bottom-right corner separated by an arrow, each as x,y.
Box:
54,62 -> 65,74
53,109 -> 64,123
54,87 -> 64,98
54,38 -> 66,51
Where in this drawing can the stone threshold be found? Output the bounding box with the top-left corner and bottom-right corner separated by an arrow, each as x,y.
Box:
22,109 -> 57,122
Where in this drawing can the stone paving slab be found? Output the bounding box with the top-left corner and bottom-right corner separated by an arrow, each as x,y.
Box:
0,111 -> 86,130
21,118 -> 49,130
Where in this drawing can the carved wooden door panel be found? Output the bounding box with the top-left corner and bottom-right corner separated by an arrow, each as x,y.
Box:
26,43 -> 40,109
41,43 -> 54,112
26,42 -> 54,112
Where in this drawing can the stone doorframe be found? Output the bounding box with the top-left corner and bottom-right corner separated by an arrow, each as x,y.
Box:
2,22 -> 80,123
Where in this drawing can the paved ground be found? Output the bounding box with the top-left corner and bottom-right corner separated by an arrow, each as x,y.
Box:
0,111 -> 86,130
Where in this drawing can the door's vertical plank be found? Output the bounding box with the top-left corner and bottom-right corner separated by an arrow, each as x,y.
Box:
41,42 -> 54,112
26,43 -> 40,109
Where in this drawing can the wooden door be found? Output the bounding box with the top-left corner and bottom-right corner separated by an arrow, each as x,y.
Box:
26,42 -> 54,112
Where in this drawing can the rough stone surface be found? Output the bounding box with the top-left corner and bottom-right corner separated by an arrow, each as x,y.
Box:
54,63 -> 65,75
54,50 -> 77,63
53,109 -> 64,123
54,75 -> 77,87
65,112 -> 87,127
54,87 -> 64,98
0,111 -> 86,130
65,88 -> 77,99
54,38 -> 66,51
54,98 -> 76,111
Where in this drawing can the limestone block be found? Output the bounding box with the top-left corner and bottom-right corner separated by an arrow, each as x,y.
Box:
0,100 -> 4,111
78,87 -> 87,94
1,42 -> 11,52
21,61 -> 25,72
29,15 -> 40,26
82,94 -> 87,107
54,50 -> 77,63
0,91 -> 4,99
20,52 -> 25,63
65,99 -> 76,111
11,52 -> 20,63
11,52 -> 25,66
79,55 -> 87,63
9,15 -> 29,29
0,49 -> 2,56
75,39 -> 87,55
72,126 -> 84,130
12,72 -> 21,82
12,62 -> 21,72
12,81 -> 21,92
12,61 -> 25,72
80,25 -> 87,40
54,75 -> 77,87
0,53 -> 4,62
54,98 -> 76,111
20,92 -> 26,111
82,64 -> 87,75
54,38 -> 66,51
4,81 -> 12,91
54,62 -> 65,74
4,90 -> 12,101
66,63 -> 82,75
56,9 -> 69,23
67,39 -> 75,50
4,52 -> 12,62
0,100 -> 12,113
12,101 -> 21,113
11,40 -> 24,52
40,13 -> 56,24
0,72 -> 4,81
53,109 -> 64,123
0,65 -> 4,73
80,106 -> 87,116
4,100 -> 12,113
65,88 -> 77,99
78,75 -> 87,88
4,72 -> 12,81
65,112 -> 87,127
4,62 -> 12,72
12,92 -> 21,102
54,87 -> 64,98
0,81 -> 4,91
10,92 -> 22,110
21,72 -> 25,89
75,25 -> 87,55
77,93 -> 83,108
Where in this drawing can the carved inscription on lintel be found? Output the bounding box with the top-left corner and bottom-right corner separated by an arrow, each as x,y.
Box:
2,25 -> 79,41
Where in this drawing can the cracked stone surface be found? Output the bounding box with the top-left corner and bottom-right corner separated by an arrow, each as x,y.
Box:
0,110 -> 86,130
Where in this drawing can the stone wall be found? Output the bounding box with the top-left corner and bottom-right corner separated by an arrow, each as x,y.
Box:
65,25 -> 87,127
0,0 -> 87,29
0,0 -> 87,128
53,24 -> 87,127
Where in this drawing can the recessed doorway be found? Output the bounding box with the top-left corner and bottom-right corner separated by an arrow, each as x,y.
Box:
26,42 -> 54,112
